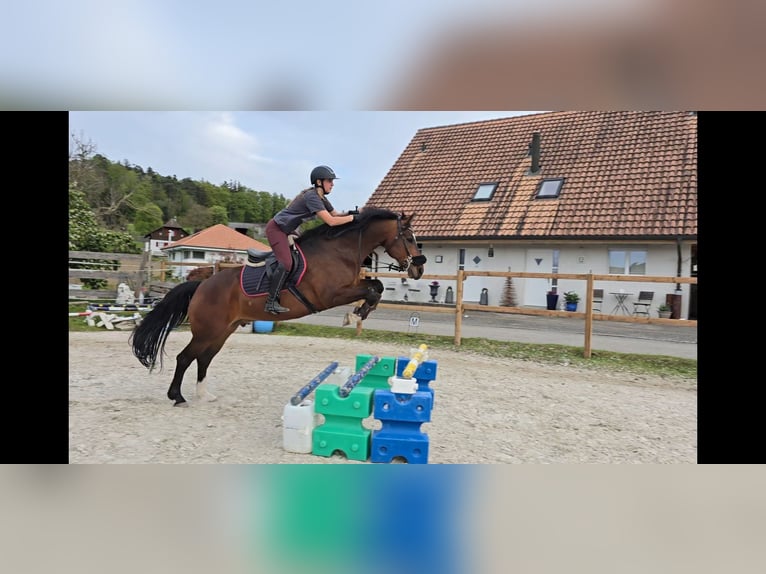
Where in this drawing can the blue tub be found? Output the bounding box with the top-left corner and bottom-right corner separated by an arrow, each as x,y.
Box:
253,320 -> 275,333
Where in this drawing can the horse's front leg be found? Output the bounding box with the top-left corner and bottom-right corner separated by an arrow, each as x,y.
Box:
354,279 -> 383,320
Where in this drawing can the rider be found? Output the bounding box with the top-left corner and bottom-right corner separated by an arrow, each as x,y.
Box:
263,165 -> 358,314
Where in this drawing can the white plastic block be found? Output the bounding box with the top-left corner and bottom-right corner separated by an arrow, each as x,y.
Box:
283,400 -> 319,454
388,375 -> 418,394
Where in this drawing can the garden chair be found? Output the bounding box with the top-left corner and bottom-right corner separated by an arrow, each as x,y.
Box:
632,291 -> 654,316
592,289 -> 604,313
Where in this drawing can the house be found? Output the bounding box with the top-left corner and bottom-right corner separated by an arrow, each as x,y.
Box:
162,224 -> 271,279
143,218 -> 190,254
363,111 -> 697,319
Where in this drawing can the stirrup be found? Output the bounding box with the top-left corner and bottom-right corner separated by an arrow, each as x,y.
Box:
265,299 -> 290,314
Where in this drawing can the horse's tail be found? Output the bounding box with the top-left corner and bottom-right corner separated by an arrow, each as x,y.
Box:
129,281 -> 201,371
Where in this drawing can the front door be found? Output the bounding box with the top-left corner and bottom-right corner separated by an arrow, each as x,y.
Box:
523,249 -> 555,307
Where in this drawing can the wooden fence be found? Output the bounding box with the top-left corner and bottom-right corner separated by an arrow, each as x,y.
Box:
69,251 -> 697,358
366,269 -> 697,358
68,250 -> 148,301
68,251 -> 242,301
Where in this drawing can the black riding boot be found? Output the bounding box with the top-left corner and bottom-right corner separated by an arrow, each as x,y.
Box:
265,263 -> 290,314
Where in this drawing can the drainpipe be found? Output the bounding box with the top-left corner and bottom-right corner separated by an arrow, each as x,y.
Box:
675,236 -> 682,291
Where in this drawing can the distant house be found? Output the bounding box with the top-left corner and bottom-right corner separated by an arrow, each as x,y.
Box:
364,111 -> 697,319
143,218 -> 190,254
162,224 -> 271,279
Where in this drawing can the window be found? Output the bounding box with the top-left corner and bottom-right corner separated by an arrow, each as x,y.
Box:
536,178 -> 564,198
472,182 -> 498,201
609,249 -> 647,275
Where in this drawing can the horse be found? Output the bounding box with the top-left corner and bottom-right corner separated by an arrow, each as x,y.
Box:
130,208 -> 426,406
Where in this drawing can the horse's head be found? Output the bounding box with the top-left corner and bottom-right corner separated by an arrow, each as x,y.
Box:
381,212 -> 426,279
312,208 -> 426,279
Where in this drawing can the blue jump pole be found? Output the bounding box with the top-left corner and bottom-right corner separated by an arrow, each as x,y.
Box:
290,361 -> 339,405
338,356 -> 380,398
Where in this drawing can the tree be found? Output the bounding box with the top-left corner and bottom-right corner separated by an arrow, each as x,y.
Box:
181,203 -> 214,232
210,205 -> 229,226
500,268 -> 518,307
69,186 -> 140,290
69,131 -> 98,186
131,202 -> 165,237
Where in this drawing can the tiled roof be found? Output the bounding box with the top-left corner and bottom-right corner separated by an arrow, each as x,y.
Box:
365,111 -> 697,240
144,218 -> 190,238
163,224 -> 270,251
163,218 -> 185,229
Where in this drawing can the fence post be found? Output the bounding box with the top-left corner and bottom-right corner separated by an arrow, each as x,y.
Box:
454,269 -> 465,346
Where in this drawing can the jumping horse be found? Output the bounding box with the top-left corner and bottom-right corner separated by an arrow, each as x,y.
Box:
130,208 -> 426,406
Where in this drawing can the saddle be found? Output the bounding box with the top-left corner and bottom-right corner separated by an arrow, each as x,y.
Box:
240,239 -> 316,313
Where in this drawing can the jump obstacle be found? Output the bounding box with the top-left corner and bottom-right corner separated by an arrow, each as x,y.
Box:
282,345 -> 438,464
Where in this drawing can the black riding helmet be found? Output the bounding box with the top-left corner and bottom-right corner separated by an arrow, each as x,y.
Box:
310,165 -> 338,186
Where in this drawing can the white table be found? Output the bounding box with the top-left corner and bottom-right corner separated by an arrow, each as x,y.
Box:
609,292 -> 634,315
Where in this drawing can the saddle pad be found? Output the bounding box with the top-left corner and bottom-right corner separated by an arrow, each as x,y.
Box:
240,245 -> 307,297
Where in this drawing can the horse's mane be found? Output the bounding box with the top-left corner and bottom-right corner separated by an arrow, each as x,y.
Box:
297,207 -> 401,243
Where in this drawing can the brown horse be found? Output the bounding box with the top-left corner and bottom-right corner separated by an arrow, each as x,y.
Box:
130,208 -> 426,406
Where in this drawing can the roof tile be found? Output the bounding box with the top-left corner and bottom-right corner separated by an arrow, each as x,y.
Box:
365,111 -> 696,240
163,224 -> 270,251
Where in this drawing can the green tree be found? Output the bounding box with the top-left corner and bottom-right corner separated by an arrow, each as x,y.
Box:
132,202 -> 164,236
210,205 -> 229,225
181,203 -> 214,231
200,180 -> 231,209
69,186 -> 140,289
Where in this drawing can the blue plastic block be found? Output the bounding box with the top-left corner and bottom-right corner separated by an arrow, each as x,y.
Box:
396,357 -> 437,398
373,390 -> 432,423
371,431 -> 429,464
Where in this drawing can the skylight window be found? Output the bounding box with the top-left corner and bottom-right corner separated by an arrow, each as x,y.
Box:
472,182 -> 498,201
536,178 -> 564,198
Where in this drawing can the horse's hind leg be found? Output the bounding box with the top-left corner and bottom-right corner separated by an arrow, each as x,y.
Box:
167,345 -> 196,407
194,330 -> 236,402
194,346 -> 223,402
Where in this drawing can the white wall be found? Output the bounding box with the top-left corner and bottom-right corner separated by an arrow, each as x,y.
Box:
165,248 -> 247,279
379,241 -> 695,318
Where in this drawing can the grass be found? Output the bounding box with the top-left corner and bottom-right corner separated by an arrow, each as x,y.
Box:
69,302 -> 697,381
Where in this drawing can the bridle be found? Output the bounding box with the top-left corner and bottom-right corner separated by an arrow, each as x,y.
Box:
381,215 -> 427,272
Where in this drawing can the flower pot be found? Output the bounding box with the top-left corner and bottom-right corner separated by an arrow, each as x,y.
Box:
546,293 -> 559,310
565,301 -> 578,312
658,310 -> 672,319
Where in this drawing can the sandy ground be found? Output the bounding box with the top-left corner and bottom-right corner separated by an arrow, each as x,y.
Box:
69,330 -> 697,463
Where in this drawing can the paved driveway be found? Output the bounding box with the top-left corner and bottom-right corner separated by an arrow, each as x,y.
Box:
291,306 -> 697,360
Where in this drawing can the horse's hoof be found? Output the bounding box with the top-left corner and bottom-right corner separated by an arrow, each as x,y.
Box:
173,400 -> 188,408
199,393 -> 217,402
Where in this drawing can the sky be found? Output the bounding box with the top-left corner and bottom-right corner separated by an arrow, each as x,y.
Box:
4,0 -> 633,110
68,111 -> 542,210
8,0 -> 759,110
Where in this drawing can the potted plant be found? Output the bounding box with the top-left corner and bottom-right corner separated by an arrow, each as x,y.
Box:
546,290 -> 559,310
657,303 -> 672,319
563,291 -> 580,311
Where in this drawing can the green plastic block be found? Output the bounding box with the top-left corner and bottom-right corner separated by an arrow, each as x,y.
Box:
312,385 -> 374,461
315,385 -> 374,417
354,354 -> 396,390
312,427 -> 370,461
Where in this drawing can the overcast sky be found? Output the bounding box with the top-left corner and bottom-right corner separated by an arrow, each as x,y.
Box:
69,111 -> 542,210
